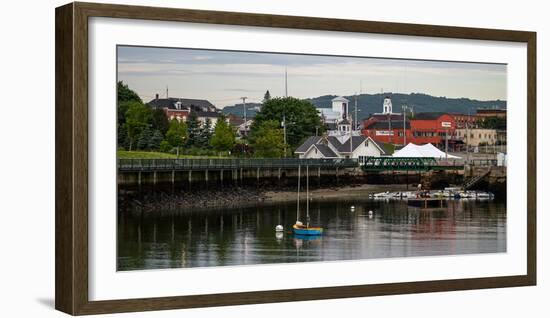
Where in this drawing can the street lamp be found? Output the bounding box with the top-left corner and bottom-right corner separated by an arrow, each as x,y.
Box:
401,105 -> 409,146
281,115 -> 295,158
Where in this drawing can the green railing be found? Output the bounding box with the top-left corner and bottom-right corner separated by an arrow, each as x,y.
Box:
362,157 -> 463,172
118,158 -> 359,171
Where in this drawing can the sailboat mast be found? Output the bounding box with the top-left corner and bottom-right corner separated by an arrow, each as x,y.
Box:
296,165 -> 301,222
306,165 -> 310,227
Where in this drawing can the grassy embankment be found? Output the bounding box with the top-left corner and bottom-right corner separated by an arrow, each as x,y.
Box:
117,150 -> 226,159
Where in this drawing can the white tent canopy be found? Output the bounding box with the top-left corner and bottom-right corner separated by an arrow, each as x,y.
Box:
393,143 -> 461,159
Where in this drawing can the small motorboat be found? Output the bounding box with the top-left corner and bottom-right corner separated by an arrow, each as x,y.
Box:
476,191 -> 495,199
373,191 -> 391,198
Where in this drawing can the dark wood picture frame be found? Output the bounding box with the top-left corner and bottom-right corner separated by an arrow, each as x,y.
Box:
55,2 -> 537,315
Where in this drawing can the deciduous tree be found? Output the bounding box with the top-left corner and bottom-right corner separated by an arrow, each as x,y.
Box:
165,119 -> 188,148
252,97 -> 322,149
249,120 -> 284,158
210,117 -> 236,154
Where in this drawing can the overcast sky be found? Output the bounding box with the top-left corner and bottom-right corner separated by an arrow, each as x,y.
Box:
117,46 -> 507,108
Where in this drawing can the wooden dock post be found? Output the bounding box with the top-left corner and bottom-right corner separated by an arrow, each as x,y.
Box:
318,166 -> 321,187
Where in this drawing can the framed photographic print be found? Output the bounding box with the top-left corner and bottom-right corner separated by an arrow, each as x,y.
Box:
55,2 -> 536,315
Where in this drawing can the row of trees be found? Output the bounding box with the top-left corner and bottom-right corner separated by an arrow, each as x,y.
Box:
117,82 -> 322,158
248,96 -> 323,157
117,82 -> 236,155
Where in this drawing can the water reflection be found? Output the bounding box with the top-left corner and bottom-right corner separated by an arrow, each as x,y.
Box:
117,199 -> 506,271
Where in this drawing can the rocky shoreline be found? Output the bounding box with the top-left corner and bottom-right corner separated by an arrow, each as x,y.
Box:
118,184 -> 412,212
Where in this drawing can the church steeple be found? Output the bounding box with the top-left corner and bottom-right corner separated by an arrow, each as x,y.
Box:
382,96 -> 393,114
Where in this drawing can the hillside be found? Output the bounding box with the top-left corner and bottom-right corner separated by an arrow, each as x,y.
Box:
221,102 -> 262,118
222,93 -> 506,119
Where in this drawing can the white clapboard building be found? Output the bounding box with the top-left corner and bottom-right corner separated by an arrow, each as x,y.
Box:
296,95 -> 392,163
295,135 -> 391,164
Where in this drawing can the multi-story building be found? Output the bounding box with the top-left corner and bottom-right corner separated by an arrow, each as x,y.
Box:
148,95 -> 221,128
455,128 -> 498,146
476,108 -> 506,119
450,113 -> 479,129
361,97 -> 457,147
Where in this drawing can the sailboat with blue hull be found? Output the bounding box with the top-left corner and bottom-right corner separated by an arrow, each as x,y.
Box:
293,165 -> 324,236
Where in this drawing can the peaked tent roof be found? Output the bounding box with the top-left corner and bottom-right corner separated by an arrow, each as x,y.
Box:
393,143 -> 461,159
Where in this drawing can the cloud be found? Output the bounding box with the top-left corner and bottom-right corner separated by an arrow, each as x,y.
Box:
117,45 -> 507,105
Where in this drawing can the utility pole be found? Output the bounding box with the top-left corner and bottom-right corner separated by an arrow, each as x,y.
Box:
466,108 -> 471,164
166,86 -> 169,98
354,93 -> 358,131
285,67 -> 288,97
445,128 -> 449,160
283,113 -> 287,158
402,105 -> 408,146
241,97 -> 248,136
388,113 -> 392,144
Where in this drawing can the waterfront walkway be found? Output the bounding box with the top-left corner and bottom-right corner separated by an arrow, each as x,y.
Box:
118,158 -> 359,172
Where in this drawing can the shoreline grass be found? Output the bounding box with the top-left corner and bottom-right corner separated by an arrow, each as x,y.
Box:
117,150 -> 228,159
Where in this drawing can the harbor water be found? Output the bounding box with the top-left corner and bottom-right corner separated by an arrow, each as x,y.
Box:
117,198 -> 506,271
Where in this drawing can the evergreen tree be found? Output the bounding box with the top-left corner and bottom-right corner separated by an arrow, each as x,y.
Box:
197,118 -> 213,148
185,112 -> 201,147
149,129 -> 164,150
117,81 -> 142,103
117,123 -> 130,150
151,108 -> 170,135
263,90 -> 271,103
211,117 -> 236,154
137,126 -> 153,150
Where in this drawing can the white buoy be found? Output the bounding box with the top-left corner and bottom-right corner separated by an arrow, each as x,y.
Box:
275,225 -> 284,232
350,206 -> 355,211
368,210 -> 374,216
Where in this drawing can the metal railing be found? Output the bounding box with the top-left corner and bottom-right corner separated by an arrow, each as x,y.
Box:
468,159 -> 498,166
362,157 -> 464,172
118,158 -> 359,171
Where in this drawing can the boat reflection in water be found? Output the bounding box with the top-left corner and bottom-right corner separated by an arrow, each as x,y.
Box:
117,198 -> 506,271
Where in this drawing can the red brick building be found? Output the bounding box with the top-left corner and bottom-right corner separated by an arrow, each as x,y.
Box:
362,112 -> 457,147
411,113 -> 456,145
164,109 -> 189,122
